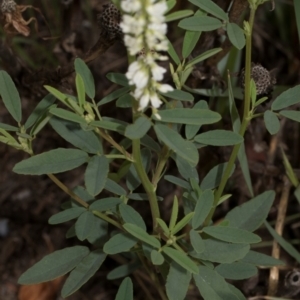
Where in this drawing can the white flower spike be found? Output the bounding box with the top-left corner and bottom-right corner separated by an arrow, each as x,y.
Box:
120,0 -> 173,112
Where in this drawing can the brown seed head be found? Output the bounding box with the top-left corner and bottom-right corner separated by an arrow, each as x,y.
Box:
239,63 -> 276,96
1,0 -> 17,13
97,4 -> 122,40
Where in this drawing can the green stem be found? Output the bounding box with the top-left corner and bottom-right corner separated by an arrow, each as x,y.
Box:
204,8 -> 256,226
132,138 -> 160,229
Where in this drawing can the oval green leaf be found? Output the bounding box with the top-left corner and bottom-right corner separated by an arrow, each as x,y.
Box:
280,110 -> 300,122
61,250 -> 106,297
195,130 -> 243,146
85,155 -> 109,196
272,85 -> 300,110
18,246 -> 89,284
115,277 -> 133,300
49,207 -> 86,224
162,89 -> 194,101
0,71 -> 22,123
74,58 -> 95,99
203,226 -> 261,244
75,211 -> 97,241
178,16 -> 223,32
215,262 -> 257,280
264,110 -> 280,135
162,247 -> 198,274
227,23 -> 245,50
154,124 -> 199,165
155,108 -> 221,125
123,223 -> 161,248
103,233 -> 137,255
151,250 -> 165,265
13,148 -> 88,175
119,203 -> 146,231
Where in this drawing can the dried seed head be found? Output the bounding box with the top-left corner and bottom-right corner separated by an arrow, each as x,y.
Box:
1,0 -> 17,13
239,63 -> 276,96
97,4 -> 122,40
285,270 -> 300,288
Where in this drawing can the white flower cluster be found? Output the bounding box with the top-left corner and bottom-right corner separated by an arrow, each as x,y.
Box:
120,0 -> 173,112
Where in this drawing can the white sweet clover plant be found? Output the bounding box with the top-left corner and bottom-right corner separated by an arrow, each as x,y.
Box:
120,0 -> 173,115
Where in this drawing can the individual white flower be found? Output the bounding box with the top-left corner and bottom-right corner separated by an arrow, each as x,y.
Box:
158,83 -> 173,93
149,92 -> 162,108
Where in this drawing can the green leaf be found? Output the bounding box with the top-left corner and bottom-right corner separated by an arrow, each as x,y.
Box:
0,71 -> 22,122
123,223 -> 161,248
166,0 -> 176,13
75,73 -> 86,108
166,10 -> 193,22
75,211 -> 97,241
141,134 -> 161,153
74,58 -> 95,99
190,230 -> 205,254
225,190 -> 275,231
44,86 -> 76,111
155,108 -> 221,125
227,284 -> 246,300
105,178 -> 126,195
174,154 -> 199,181
279,110 -> 300,122
215,262 -> 257,280
241,250 -> 285,267
192,189 -> 214,229
106,73 -> 129,87
50,117 -> 102,154
0,123 -> 19,131
186,48 -> 222,69
128,193 -> 164,201
49,207 -> 86,224
189,0 -> 229,21
13,148 -> 88,175
169,196 -> 179,230
103,233 -> 137,255
167,39 -> 180,65
185,100 -> 208,140
90,197 -> 122,212
18,246 -> 89,284
163,247 -> 198,274
264,110 -> 280,135
115,277 -> 133,300
154,124 -> 199,165
200,162 -> 235,190
162,89 -> 194,101
116,93 -> 134,108
193,266 -> 240,300
191,239 -> 250,263
85,155 -> 109,196
227,23 -> 245,50
182,10 -> 204,58
125,116 -> 151,139
166,262 -> 192,300
107,261 -> 140,280
25,94 -> 56,129
194,130 -> 243,146
294,0 -> 300,46
90,120 -> 126,134
87,217 -> 108,245
156,218 -> 170,236
264,221 -> 300,263
203,226 -> 261,244
61,250 -> 106,297
97,87 -> 130,106
178,16 -> 223,32
50,107 -> 86,124
172,212 -> 194,235
164,175 -> 190,189
119,203 -> 146,231
151,250 -> 165,265
271,85 -> 300,110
